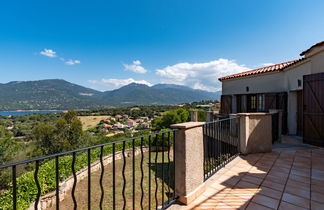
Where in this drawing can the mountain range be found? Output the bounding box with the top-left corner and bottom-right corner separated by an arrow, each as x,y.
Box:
0,79 -> 220,110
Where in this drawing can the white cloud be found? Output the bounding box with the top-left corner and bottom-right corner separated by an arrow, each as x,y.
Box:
262,63 -> 275,67
40,49 -> 81,66
40,49 -> 57,58
65,59 -> 81,65
88,78 -> 153,90
123,60 -> 147,74
156,58 -> 250,92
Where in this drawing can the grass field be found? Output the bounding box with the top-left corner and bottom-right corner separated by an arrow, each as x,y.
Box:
48,150 -> 175,210
78,116 -> 111,130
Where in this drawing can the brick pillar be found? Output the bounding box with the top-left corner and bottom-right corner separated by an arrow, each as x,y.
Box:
171,122 -> 205,204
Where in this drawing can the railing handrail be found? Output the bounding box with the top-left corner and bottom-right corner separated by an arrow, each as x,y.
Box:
204,116 -> 239,125
0,129 -> 178,169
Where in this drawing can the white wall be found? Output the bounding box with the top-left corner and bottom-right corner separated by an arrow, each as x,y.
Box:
310,51 -> 324,74
222,72 -> 286,95
285,61 -> 311,91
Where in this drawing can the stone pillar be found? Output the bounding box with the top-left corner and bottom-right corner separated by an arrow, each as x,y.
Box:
190,110 -> 198,122
236,113 -> 272,154
171,122 -> 205,204
206,111 -> 214,122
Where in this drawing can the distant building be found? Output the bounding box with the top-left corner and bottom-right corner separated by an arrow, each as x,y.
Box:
127,120 -> 137,127
113,123 -> 126,129
115,115 -> 122,120
103,124 -> 112,128
140,117 -> 149,121
140,122 -> 150,128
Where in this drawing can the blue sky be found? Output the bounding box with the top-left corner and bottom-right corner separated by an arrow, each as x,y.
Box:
0,0 -> 323,91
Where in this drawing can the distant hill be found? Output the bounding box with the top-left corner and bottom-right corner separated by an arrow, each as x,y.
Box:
0,79 -> 220,110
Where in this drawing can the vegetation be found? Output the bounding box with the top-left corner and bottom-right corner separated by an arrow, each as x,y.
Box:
152,108 -> 190,129
0,126 -> 20,188
0,131 -> 173,209
0,101 -> 219,209
31,110 -> 83,155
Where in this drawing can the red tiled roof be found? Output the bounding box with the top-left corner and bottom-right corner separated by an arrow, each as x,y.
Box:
300,41 -> 324,56
218,58 -> 305,81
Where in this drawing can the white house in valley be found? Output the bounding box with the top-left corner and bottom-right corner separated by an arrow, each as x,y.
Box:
219,41 -> 324,146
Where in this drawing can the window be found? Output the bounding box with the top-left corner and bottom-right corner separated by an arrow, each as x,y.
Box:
257,94 -> 265,111
247,94 -> 265,112
247,95 -> 257,112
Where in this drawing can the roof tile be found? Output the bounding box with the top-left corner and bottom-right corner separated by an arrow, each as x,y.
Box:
218,58 -> 305,81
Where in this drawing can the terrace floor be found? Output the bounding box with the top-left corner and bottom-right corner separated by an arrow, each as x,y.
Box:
170,136 -> 324,210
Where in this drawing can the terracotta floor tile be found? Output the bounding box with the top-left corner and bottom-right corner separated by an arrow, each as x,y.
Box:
223,170 -> 244,178
221,194 -> 250,208
311,191 -> 324,204
284,185 -> 310,199
262,180 -> 285,192
268,171 -> 289,179
312,178 -> 324,187
271,166 -> 291,173
235,180 -> 259,190
246,202 -> 273,210
290,169 -> 311,177
241,174 -> 264,186
278,201 -> 308,210
311,200 -> 324,210
289,173 -> 311,184
171,148 -> 324,210
293,161 -> 311,168
221,176 -> 241,187
229,188 -> 258,200
259,186 -> 283,200
252,194 -> 280,209
248,172 -> 267,179
311,184 -> 324,194
265,174 -> 287,185
282,192 -> 310,209
213,202 -> 237,209
286,179 -> 310,191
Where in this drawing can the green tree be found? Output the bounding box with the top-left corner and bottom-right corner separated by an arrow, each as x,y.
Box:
32,124 -> 55,154
32,110 -> 84,155
152,108 -> 190,129
0,126 -> 19,188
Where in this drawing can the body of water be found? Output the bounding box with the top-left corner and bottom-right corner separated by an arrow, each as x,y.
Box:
0,110 -> 65,116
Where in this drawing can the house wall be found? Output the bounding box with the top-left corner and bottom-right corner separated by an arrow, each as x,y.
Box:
310,50 -> 324,74
221,44 -> 324,136
284,62 -> 311,91
222,72 -> 286,95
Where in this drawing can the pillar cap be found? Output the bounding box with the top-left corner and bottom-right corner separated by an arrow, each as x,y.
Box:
235,112 -> 272,116
171,122 -> 205,129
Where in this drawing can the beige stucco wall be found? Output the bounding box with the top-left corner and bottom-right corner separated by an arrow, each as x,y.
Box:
309,50 -> 324,74
236,113 -> 272,154
222,72 -> 286,95
284,61 -> 311,91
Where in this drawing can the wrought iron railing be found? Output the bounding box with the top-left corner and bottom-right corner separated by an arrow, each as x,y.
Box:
203,117 -> 240,180
0,130 -> 177,210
